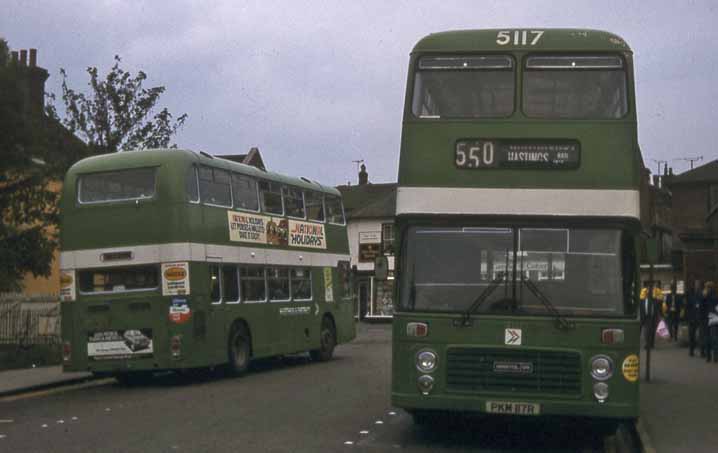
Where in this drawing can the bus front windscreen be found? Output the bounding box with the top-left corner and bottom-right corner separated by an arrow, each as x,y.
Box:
411,55 -> 515,118
400,226 -> 634,317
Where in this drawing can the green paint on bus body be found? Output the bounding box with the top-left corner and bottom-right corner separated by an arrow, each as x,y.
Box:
392,29 -> 641,420
60,149 -> 354,375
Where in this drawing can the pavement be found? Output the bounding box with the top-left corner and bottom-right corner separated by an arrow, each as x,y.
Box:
639,336 -> 718,453
1,325 -> 716,452
0,365 -> 92,398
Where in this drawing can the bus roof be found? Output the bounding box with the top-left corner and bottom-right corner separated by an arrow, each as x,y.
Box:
66,148 -> 341,196
412,29 -> 631,54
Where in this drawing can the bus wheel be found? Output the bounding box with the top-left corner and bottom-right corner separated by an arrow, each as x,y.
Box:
227,324 -> 251,376
310,317 -> 336,362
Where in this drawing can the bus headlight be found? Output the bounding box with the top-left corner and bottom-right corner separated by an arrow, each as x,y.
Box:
590,355 -> 614,381
416,350 -> 438,373
593,382 -> 609,403
417,375 -> 435,395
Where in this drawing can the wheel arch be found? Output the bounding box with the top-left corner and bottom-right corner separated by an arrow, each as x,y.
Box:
228,317 -> 253,357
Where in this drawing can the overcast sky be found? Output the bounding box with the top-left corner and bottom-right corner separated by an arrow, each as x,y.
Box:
3,0 -> 717,184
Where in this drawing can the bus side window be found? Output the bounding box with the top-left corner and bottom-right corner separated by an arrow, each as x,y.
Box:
240,267 -> 266,302
210,264 -> 221,303
199,166 -> 232,207
231,173 -> 259,211
222,265 -> 239,303
291,268 -> 312,300
186,166 -> 199,203
325,195 -> 345,225
305,191 -> 325,222
259,181 -> 283,215
283,187 -> 306,219
268,267 -> 290,301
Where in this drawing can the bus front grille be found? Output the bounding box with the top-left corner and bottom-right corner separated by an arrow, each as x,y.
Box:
446,348 -> 582,396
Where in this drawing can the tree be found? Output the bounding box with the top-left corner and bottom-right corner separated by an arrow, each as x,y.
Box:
0,46 -> 187,292
49,55 -> 187,154
0,38 -> 63,291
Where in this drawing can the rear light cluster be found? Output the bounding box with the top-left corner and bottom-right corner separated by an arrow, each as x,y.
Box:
601,328 -> 624,345
62,342 -> 72,362
170,335 -> 182,359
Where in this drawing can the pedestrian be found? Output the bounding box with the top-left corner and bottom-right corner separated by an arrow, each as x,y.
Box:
704,282 -> 718,363
666,280 -> 683,341
700,281 -> 711,358
686,279 -> 702,356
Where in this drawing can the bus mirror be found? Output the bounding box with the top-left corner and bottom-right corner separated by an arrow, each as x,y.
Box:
374,256 -> 389,280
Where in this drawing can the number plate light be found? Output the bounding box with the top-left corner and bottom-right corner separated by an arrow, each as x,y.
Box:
601,329 -> 624,345
406,322 -> 428,337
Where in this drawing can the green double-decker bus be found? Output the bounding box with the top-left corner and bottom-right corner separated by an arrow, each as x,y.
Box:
59,149 -> 355,382
390,29 -> 641,422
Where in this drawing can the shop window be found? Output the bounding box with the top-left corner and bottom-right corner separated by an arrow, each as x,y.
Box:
382,223 -> 395,255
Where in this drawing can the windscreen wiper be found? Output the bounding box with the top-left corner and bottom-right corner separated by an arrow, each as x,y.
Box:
460,272 -> 506,326
521,277 -> 575,331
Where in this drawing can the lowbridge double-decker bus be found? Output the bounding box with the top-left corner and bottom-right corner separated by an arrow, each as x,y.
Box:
59,149 -> 355,383
390,29 -> 641,422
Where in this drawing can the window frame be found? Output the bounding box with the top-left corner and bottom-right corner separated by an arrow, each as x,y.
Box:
77,167 -> 158,205
290,268 -> 313,302
521,53 -> 630,120
267,266 -> 291,302
409,54 -> 517,120
186,165 -> 200,204
199,166 -> 233,208
222,264 -> 240,304
231,172 -> 261,213
77,264 -> 160,295
239,266 -> 267,304
282,186 -> 307,220
258,180 -> 285,216
209,263 -> 222,304
304,190 -> 326,223
324,195 -> 346,226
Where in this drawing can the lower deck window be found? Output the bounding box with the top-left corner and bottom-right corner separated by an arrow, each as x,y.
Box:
291,268 -> 312,300
268,267 -> 290,301
241,267 -> 266,302
79,265 -> 159,294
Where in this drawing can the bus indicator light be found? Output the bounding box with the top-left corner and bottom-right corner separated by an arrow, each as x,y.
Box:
601,329 -> 624,345
170,335 -> 182,359
407,322 -> 428,337
62,342 -> 72,362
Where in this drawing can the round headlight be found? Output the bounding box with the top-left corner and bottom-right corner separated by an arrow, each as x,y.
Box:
417,374 -> 435,395
590,355 -> 614,381
416,350 -> 438,373
593,382 -> 609,402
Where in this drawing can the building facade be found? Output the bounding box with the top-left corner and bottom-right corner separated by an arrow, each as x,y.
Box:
337,165 -> 396,319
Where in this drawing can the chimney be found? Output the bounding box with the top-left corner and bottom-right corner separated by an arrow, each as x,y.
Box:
29,48 -> 37,67
358,163 -> 368,185
11,51 -> 18,64
20,49 -> 27,66
12,48 -> 49,115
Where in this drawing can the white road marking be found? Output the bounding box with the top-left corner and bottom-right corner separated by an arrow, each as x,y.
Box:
0,420 -> 13,423
375,420 -> 384,425
57,420 -> 64,424
344,441 -> 354,445
0,434 -> 6,439
388,411 -> 396,416
71,417 -> 78,421
105,408 -> 111,412
359,430 -> 369,435
41,424 -> 48,428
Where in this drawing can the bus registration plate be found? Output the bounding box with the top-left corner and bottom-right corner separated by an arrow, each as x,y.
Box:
486,401 -> 541,416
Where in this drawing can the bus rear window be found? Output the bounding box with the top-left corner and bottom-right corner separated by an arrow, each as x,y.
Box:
523,55 -> 628,119
78,168 -> 156,203
78,265 -> 159,294
412,55 -> 515,118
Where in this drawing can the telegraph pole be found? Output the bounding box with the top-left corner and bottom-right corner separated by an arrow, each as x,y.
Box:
650,159 -> 667,176
351,159 -> 364,174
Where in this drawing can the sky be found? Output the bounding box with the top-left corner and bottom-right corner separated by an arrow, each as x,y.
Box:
3,0 -> 718,185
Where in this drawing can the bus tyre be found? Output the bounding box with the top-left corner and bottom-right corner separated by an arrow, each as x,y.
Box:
227,324 -> 251,376
310,317 -> 336,362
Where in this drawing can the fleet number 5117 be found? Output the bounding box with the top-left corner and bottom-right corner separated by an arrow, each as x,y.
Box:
496,30 -> 544,46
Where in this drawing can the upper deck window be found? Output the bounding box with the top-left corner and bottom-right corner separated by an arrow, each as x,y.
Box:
325,195 -> 345,225
305,191 -> 325,222
78,168 -> 156,204
283,187 -> 306,218
199,166 -> 232,207
232,173 -> 259,211
259,180 -> 283,215
411,55 -> 515,119
523,55 -> 628,119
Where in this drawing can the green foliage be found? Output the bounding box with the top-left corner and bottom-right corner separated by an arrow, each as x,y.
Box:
0,45 -> 186,292
49,55 -> 187,153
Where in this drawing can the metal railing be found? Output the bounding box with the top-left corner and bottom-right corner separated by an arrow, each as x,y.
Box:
0,295 -> 61,347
